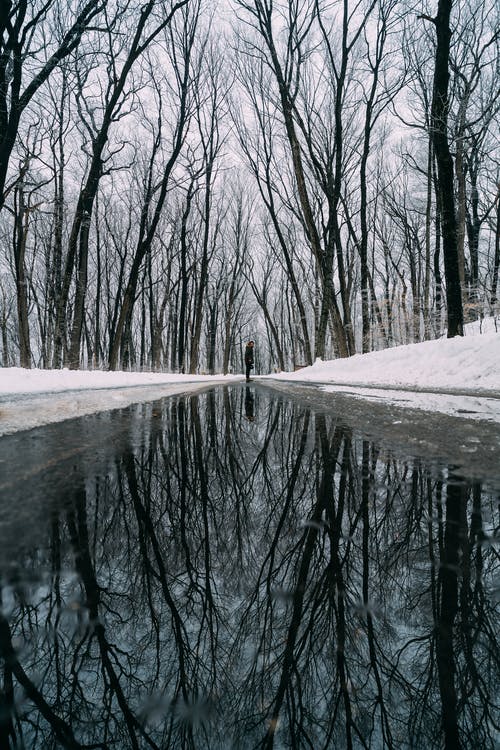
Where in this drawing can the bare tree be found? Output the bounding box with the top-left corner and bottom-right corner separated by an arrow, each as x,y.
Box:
420,0 -> 464,337
189,41 -> 229,374
58,0 -> 191,369
108,1 -> 200,371
234,0 -> 352,358
0,0 -> 104,213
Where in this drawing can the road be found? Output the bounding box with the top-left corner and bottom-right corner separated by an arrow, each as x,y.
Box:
259,380 -> 500,487
1,379 -> 500,487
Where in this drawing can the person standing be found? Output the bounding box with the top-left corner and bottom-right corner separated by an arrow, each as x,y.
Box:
244,340 -> 255,382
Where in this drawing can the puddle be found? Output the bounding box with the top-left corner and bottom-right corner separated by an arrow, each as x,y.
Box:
0,385 -> 498,749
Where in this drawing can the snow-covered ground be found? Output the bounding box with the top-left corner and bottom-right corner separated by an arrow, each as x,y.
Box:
263,318 -> 500,424
0,317 -> 499,435
0,372 -> 240,436
265,327 -> 499,392
0,368 -> 240,396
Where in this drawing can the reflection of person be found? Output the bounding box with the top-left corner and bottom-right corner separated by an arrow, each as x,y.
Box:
244,340 -> 255,382
244,385 -> 255,422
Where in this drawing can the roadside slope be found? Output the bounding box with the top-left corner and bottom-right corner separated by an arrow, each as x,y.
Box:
262,329 -> 500,395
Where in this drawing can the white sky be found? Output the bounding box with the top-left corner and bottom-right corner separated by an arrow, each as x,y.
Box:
0,317 -> 499,435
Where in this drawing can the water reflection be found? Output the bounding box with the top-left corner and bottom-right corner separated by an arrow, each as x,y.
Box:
0,386 -> 498,749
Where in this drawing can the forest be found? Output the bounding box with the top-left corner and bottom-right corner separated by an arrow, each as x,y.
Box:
0,0 -> 498,375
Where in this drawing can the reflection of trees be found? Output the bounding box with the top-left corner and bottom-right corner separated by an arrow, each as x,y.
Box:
0,387 -> 498,748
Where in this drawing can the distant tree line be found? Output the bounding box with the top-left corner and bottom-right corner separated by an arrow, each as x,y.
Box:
0,0 -> 498,372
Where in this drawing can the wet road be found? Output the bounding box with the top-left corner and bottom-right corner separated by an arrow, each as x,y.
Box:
0,384 -> 498,749
262,381 -> 500,486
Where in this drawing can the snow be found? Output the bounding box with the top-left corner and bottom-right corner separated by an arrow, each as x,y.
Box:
0,318 -> 499,435
0,368 -> 239,396
265,330 -> 500,392
0,371 -> 240,436
263,320 -> 500,424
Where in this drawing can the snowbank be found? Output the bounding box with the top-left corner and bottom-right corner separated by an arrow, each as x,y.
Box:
0,372 -> 241,436
0,368 -> 240,396
264,331 -> 500,394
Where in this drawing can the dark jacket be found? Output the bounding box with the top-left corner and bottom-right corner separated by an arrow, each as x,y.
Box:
244,344 -> 254,366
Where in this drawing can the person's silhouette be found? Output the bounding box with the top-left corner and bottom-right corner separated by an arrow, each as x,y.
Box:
244,386 -> 255,422
244,340 -> 255,382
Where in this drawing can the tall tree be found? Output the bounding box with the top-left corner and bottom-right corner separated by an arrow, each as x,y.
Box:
234,0 -> 352,359
62,0 -> 191,369
189,43 -> 228,374
422,0 -> 464,337
0,0 -> 104,213
108,1 -> 200,371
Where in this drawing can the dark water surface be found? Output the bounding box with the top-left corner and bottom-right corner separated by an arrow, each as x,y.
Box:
0,385 -> 498,749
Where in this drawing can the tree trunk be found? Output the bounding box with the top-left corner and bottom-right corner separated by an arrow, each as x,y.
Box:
206,298 -> 218,375
423,138 -> 433,338
13,178 -> 31,368
490,184 -> 500,306
68,205 -> 93,368
108,6 -> 195,371
261,189 -> 313,365
178,186 -> 195,374
428,0 -> 464,337
465,152 -> 481,307
263,10 -> 350,358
